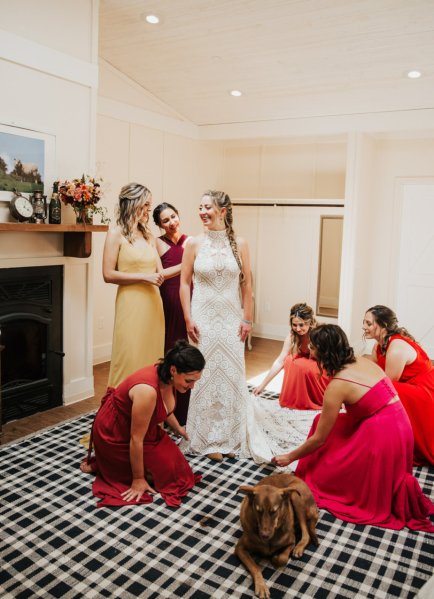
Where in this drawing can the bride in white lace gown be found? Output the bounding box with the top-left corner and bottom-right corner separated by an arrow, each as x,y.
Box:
180,190 -> 317,464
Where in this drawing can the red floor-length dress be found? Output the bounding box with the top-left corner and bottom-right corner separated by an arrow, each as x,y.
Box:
159,234 -> 190,425
376,334 -> 434,466
89,365 -> 201,508
279,350 -> 329,409
296,377 -> 434,531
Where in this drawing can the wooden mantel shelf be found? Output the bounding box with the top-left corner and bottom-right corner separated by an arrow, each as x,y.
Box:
0,222 -> 108,258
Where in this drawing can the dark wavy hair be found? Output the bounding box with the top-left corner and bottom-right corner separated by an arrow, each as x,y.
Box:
365,305 -> 415,355
289,302 -> 317,353
157,340 -> 205,383
152,202 -> 179,227
309,324 -> 356,377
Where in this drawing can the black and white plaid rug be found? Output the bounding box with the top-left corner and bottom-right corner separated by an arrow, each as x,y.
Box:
1,409 -> 433,599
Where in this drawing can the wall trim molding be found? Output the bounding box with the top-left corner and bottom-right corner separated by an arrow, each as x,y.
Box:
0,28 -> 98,88
98,96 -> 199,139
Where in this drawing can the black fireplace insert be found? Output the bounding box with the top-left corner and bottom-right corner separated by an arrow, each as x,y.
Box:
0,265 -> 64,423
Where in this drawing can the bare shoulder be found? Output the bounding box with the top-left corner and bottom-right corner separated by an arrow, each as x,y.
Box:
236,236 -> 248,248
155,236 -> 169,253
388,337 -> 412,351
186,234 -> 203,249
105,225 -> 123,245
129,382 -> 157,404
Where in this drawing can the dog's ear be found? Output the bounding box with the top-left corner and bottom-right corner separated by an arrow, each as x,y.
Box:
238,485 -> 256,496
281,488 -> 301,500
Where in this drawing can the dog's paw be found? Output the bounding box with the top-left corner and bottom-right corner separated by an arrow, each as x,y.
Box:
292,543 -> 306,558
255,580 -> 270,599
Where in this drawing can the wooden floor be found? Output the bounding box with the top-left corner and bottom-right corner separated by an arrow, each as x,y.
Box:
1,337 -> 280,444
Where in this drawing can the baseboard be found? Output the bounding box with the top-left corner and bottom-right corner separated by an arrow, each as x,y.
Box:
64,376 -> 94,405
93,342 -> 112,365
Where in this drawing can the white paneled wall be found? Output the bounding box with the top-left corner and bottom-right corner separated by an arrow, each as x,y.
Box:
233,204 -> 343,340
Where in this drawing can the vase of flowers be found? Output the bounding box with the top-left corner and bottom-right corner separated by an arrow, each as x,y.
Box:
58,175 -> 110,225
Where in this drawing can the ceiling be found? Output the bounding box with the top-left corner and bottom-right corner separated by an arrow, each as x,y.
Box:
99,0 -> 434,127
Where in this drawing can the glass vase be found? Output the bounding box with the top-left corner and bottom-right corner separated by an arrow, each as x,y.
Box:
75,206 -> 93,225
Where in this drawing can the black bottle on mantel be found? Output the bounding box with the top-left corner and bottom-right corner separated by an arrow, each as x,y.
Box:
49,181 -> 61,224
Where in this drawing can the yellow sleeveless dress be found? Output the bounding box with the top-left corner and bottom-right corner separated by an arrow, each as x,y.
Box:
108,239 -> 164,387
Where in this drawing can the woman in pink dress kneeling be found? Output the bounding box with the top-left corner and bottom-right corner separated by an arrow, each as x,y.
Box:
273,324 -> 434,532
253,303 -> 328,409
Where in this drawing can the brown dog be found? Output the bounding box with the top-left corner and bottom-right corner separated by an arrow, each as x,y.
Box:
235,472 -> 319,599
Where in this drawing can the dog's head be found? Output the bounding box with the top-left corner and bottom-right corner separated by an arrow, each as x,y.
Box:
239,484 -> 299,542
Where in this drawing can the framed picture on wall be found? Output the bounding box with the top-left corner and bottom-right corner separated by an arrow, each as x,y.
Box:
0,123 -> 56,201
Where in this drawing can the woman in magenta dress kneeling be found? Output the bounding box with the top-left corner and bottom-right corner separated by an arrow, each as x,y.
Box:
81,340 -> 205,508
273,324 -> 434,532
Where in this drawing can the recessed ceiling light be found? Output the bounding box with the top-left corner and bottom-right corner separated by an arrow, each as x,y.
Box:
230,90 -> 243,97
407,70 -> 422,79
145,14 -> 160,24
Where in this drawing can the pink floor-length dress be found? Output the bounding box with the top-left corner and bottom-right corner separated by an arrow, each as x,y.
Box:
296,377 -> 434,532
279,351 -> 329,409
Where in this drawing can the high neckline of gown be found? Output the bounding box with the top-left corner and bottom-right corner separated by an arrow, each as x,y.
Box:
205,229 -> 227,239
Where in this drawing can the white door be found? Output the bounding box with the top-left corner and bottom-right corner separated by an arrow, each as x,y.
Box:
396,183 -> 434,358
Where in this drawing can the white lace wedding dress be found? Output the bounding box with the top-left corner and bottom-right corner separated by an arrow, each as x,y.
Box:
181,230 -> 316,466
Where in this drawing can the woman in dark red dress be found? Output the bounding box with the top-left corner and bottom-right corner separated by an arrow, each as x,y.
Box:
81,340 -> 205,508
364,305 -> 434,466
154,203 -> 191,425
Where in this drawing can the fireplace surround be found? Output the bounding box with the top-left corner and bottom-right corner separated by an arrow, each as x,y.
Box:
0,265 -> 63,423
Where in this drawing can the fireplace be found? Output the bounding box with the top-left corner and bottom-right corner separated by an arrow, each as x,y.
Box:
0,266 -> 64,423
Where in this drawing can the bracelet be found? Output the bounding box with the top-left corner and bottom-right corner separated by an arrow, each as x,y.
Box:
242,319 -> 253,325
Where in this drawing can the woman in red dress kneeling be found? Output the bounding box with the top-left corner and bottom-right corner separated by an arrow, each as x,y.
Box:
81,340 -> 205,508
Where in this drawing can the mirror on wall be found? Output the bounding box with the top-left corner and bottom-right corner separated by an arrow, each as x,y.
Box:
316,216 -> 343,318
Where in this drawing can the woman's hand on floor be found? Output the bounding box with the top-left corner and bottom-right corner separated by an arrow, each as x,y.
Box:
121,478 -> 156,502
252,384 -> 264,396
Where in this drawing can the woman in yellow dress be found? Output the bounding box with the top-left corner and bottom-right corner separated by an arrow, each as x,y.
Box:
103,183 -> 165,387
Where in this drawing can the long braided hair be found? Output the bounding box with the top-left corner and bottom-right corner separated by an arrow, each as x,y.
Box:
289,302 -> 317,354
117,182 -> 152,243
203,190 -> 244,283
365,305 -> 415,355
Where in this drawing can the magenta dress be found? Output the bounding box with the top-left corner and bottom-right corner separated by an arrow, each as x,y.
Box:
159,234 -> 190,425
295,377 -> 434,531
88,365 -> 201,508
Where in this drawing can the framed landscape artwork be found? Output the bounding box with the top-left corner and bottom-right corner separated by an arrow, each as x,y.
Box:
0,124 -> 55,200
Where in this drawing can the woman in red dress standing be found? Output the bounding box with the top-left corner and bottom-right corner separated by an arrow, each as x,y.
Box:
153,203 -> 191,425
253,303 -> 328,409
363,305 -> 434,466
273,324 -> 434,532
81,340 -> 205,508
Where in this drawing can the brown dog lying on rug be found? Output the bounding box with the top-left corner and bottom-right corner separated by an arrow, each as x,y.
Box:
235,472 -> 319,599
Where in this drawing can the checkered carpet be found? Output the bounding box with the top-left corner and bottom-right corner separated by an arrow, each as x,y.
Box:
1,408 -> 433,599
